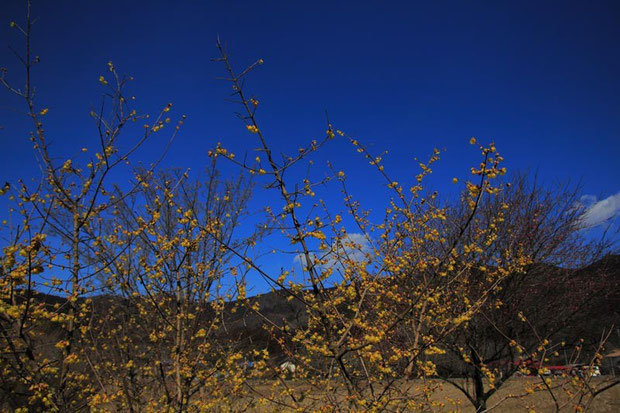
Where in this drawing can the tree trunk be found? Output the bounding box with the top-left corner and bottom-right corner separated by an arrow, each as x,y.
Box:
471,348 -> 488,412
175,268 -> 183,410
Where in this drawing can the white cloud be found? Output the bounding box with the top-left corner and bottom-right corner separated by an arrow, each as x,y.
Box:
579,191 -> 620,228
293,232 -> 372,268
334,233 -> 372,263
579,194 -> 597,207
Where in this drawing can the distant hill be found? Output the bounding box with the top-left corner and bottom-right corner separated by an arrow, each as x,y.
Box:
9,254 -> 620,362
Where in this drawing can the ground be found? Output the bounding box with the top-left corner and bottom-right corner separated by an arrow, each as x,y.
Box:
240,376 -> 619,412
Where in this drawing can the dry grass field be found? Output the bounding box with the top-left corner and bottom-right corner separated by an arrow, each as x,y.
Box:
239,376 -> 619,412
428,377 -> 619,412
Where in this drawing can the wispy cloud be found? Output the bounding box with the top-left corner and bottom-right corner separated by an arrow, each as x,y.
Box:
579,191 -> 620,228
293,232 -> 372,268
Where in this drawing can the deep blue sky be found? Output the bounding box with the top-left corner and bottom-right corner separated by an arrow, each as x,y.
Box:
1,1 -> 619,291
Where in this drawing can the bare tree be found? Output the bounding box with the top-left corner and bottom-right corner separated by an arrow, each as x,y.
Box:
435,173 -> 617,411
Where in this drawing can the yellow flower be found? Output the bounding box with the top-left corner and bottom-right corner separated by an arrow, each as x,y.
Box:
39,108 -> 49,115
65,353 -> 79,364
55,340 -> 69,349
246,125 -> 259,133
469,137 -> 477,145
452,177 -> 458,184
99,76 -> 108,85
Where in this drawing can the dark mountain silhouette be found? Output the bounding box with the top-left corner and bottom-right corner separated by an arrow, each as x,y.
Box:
9,254 -> 620,363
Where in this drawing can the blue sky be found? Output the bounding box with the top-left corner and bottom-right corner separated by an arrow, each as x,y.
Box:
1,1 -> 619,292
